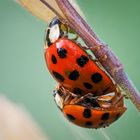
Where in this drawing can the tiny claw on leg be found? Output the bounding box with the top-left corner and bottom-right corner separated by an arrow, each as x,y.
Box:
91,44 -> 108,62
100,55 -> 108,62
82,46 -> 89,50
70,93 -> 93,104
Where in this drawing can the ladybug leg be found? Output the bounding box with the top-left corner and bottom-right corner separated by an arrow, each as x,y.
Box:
76,42 -> 90,50
98,54 -> 108,62
112,94 -> 124,107
66,90 -> 78,97
91,44 -> 108,62
69,93 -> 93,104
83,46 -> 90,50
96,84 -> 124,108
56,85 -> 69,97
94,55 -> 107,63
114,84 -> 127,100
92,59 -> 99,63
64,94 -> 73,105
58,85 -> 81,98
112,86 -> 126,108
97,93 -> 114,108
114,84 -> 131,99
56,85 -> 79,105
96,92 -> 124,109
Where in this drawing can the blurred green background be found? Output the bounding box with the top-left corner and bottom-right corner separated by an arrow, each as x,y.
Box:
0,0 -> 140,140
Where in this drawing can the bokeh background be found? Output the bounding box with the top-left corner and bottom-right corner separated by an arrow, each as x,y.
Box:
0,0 -> 140,140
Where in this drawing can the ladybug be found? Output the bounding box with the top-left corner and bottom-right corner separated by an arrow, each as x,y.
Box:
44,17 -> 117,96
53,85 -> 126,129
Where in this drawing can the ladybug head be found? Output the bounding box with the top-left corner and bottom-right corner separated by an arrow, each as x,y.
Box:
45,17 -> 64,47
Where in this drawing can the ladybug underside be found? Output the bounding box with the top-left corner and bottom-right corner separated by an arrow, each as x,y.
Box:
54,86 -> 126,129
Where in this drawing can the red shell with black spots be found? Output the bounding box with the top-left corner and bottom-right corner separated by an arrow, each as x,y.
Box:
63,104 -> 126,128
45,37 -> 115,96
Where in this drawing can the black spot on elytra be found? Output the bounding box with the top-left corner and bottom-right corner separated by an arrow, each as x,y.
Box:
57,48 -> 67,58
51,54 -> 57,64
91,72 -> 103,83
85,121 -> 93,127
101,113 -> 110,121
83,82 -> 93,89
76,55 -> 89,67
83,108 -> 92,118
73,87 -> 83,95
68,70 -> 80,81
52,71 -> 64,82
66,114 -> 76,121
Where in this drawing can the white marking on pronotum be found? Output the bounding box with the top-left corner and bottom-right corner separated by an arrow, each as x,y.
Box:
49,24 -> 60,43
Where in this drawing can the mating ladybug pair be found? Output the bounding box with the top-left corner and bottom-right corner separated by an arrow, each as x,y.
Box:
44,17 -> 126,128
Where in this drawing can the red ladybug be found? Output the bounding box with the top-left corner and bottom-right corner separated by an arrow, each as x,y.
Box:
44,18 -> 117,96
53,86 -> 126,129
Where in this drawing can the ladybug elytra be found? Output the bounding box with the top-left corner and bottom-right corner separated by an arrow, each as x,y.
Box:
44,18 -> 117,97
